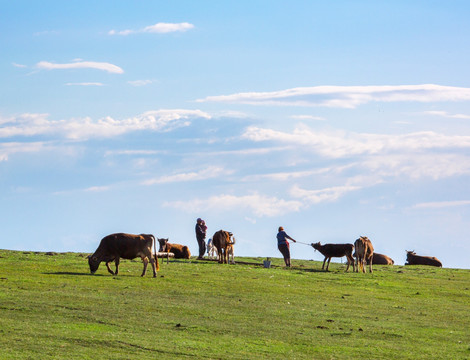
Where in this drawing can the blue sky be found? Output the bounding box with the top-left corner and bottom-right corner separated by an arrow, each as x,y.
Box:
1,1 -> 470,269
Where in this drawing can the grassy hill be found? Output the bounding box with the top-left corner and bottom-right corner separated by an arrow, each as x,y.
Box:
0,250 -> 469,359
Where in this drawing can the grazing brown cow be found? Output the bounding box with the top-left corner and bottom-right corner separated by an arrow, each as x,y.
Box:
354,236 -> 374,273
88,233 -> 158,277
157,238 -> 191,259
311,242 -> 355,272
367,252 -> 394,265
212,230 -> 235,264
405,251 -> 442,267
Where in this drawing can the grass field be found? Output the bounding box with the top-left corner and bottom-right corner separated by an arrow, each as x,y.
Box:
0,250 -> 469,359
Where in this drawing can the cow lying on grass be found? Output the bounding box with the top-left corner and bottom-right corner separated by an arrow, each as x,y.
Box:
157,238 -> 191,259
311,242 -> 355,272
367,252 -> 394,265
212,230 -> 235,264
354,236 -> 374,273
88,233 -> 159,277
405,251 -> 442,267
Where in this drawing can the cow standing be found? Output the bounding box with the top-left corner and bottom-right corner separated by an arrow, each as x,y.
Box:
354,236 -> 374,273
212,230 -> 235,264
405,251 -> 442,267
311,242 -> 355,272
88,233 -> 158,277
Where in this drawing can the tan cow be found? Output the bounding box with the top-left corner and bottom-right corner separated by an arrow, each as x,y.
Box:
157,238 -> 191,259
367,252 -> 394,265
354,236 -> 374,273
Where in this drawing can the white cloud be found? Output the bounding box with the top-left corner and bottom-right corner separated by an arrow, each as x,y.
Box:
37,60 -> 124,74
109,22 -> 194,36
242,125 -> 470,158
412,200 -> 470,209
0,141 -> 52,161
12,62 -> 27,68
290,115 -> 326,121
359,154 -> 470,180
423,110 -> 470,119
242,168 -> 332,182
127,79 -> 155,87
143,166 -> 230,185
164,193 -> 303,217
104,149 -> 164,157
65,82 -> 104,86
84,186 -> 110,193
0,110 -> 211,140
290,184 -> 362,204
197,84 -> 470,108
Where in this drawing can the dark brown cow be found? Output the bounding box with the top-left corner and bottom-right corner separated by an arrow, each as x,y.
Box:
311,242 -> 355,272
405,251 -> 442,267
354,236 -> 374,273
88,233 -> 158,277
157,238 -> 191,259
212,230 -> 234,264
367,252 -> 394,265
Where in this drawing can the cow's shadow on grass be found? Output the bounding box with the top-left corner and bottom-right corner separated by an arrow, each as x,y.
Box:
44,272 -> 100,276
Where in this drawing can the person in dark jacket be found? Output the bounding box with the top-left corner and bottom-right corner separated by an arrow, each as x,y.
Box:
277,226 -> 296,267
195,218 -> 207,259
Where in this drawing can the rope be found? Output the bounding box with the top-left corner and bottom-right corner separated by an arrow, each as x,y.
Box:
293,240 -> 312,246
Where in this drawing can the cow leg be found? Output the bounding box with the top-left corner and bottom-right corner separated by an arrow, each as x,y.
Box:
326,257 -> 331,271
141,257 -> 149,277
105,261 -> 115,275
114,257 -> 120,275
345,254 -> 353,272
321,258 -> 327,270
149,256 -> 157,278
369,257 -> 373,273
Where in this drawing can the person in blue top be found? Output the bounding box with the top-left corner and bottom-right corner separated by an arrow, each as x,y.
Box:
277,226 -> 296,267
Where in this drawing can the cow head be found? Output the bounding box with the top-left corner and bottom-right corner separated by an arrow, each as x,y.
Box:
87,255 -> 100,274
311,242 -> 321,251
405,250 -> 415,261
157,238 -> 169,252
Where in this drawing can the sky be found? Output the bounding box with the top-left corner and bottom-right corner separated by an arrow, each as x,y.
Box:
1,1 -> 470,269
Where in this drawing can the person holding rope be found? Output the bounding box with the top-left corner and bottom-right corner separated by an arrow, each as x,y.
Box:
276,226 -> 296,267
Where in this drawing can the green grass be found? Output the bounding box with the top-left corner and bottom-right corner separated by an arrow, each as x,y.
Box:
0,250 -> 469,359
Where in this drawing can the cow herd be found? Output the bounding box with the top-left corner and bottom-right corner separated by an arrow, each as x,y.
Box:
87,232 -> 443,277
310,236 -> 442,273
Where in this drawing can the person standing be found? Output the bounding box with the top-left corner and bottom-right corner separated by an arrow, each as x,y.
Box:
277,226 -> 296,267
195,218 -> 207,259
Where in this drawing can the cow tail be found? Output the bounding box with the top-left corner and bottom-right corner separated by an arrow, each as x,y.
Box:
153,235 -> 160,271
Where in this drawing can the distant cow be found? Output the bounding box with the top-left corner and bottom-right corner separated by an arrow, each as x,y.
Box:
405,251 -> 442,267
354,236 -> 374,273
157,238 -> 191,259
367,253 -> 394,265
311,242 -> 355,272
88,233 -> 158,277
212,230 -> 235,264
